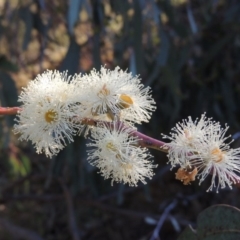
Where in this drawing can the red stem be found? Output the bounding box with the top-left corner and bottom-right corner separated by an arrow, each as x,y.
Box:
81,118 -> 169,153
132,131 -> 169,153
0,107 -> 169,153
0,107 -> 21,115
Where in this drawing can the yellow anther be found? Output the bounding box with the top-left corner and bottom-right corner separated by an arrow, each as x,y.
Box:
98,84 -> 110,97
119,94 -> 133,109
44,110 -> 57,123
121,162 -> 133,170
106,142 -> 117,152
184,129 -> 192,140
211,148 -> 224,163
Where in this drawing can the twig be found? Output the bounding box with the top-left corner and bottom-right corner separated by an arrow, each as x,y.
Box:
0,193 -> 192,229
1,174 -> 46,193
98,166 -> 170,202
0,194 -> 62,203
81,118 -> 169,152
150,200 -> 178,240
58,178 -> 81,240
132,130 -> 169,152
0,107 -> 21,115
0,193 -> 159,219
0,217 -> 44,240
81,200 -> 160,219
0,107 -> 169,153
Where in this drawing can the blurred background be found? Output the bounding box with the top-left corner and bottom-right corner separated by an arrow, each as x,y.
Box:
0,0 -> 240,239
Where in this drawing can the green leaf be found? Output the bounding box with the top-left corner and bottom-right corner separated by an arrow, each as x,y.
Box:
157,30 -> 170,67
8,154 -> 31,178
198,205 -> 240,239
199,34 -> 233,71
187,4 -> 198,34
92,34 -> 101,70
60,37 -> 80,75
178,225 -> 197,240
0,56 -> 18,72
132,0 -> 144,74
178,205 -> 240,240
145,30 -> 170,86
19,7 -> 33,50
117,184 -> 125,205
129,49 -> 137,76
21,155 -> 31,175
0,71 -> 18,107
67,0 -> 84,34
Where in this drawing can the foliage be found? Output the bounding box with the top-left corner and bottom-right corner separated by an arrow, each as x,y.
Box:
178,205 -> 240,240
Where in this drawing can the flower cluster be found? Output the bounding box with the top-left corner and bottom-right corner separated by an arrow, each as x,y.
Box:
163,114 -> 240,192
87,121 -> 157,186
72,66 -> 156,124
14,67 -> 156,186
14,70 -> 80,157
12,66 -> 240,192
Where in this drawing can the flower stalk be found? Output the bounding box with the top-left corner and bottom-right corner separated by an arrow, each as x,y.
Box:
0,107 -> 21,115
80,118 -> 169,152
0,107 -> 169,153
